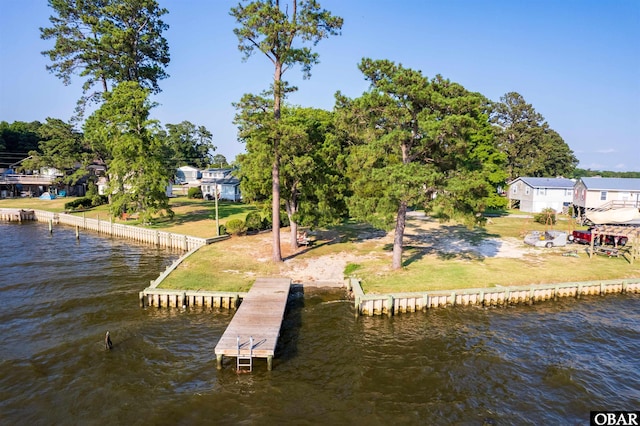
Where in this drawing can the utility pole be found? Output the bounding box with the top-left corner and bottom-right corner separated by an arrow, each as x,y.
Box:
215,180 -> 219,236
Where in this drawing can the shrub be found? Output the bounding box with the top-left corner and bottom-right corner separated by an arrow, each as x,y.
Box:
187,186 -> 203,199
64,197 -> 93,211
91,194 -> 108,207
218,224 -> 227,236
225,219 -> 246,236
261,218 -> 271,230
534,208 -> 557,225
245,211 -> 262,232
86,181 -> 98,198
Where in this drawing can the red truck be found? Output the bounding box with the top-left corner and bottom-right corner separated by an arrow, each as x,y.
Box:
571,229 -> 627,246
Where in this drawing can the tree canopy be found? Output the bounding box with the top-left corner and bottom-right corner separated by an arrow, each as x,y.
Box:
163,121 -> 216,169
231,0 -> 343,262
336,59 -> 507,269
212,154 -> 230,168
83,81 -> 173,221
22,118 -> 89,185
41,0 -> 170,113
0,121 -> 42,155
235,95 -> 348,248
491,92 -> 578,180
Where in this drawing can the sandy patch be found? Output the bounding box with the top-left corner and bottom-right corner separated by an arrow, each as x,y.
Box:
283,253 -> 363,286
279,213 -> 533,286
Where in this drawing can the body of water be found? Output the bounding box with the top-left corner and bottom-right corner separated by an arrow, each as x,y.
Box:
1,221 -> 638,425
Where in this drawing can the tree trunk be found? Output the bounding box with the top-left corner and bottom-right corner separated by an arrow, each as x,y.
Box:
271,156 -> 282,262
392,200 -> 408,270
271,61 -> 284,262
290,219 -> 298,250
285,197 -> 299,250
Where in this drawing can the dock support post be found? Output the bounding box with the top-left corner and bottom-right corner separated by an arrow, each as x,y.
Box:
216,354 -> 223,370
49,219 -> 53,234
75,225 -> 79,239
267,355 -> 273,371
577,284 -> 582,299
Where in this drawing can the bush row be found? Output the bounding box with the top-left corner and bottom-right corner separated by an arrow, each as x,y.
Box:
223,212 -> 290,236
64,195 -> 108,211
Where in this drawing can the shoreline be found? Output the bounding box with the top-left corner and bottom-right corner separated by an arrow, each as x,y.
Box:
3,207 -> 640,315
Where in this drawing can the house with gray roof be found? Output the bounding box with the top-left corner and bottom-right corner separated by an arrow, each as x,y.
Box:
200,168 -> 241,202
508,177 -> 575,213
573,177 -> 640,212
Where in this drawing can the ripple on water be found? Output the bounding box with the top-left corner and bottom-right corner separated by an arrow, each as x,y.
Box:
1,222 -> 639,425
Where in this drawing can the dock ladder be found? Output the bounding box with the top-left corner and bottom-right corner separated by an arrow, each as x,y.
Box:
237,335 -> 253,372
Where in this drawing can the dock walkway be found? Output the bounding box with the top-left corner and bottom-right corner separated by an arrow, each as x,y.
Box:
215,277 -> 291,371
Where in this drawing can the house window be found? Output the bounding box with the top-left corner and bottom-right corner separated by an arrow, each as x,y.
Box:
600,191 -> 607,201
536,188 -> 546,196
512,185 -> 517,194
565,189 -> 572,196
525,187 -> 530,195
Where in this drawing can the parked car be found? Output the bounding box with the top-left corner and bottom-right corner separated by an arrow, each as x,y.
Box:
524,230 -> 568,248
571,229 -> 627,247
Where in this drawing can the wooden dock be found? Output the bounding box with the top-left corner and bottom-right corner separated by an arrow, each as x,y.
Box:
215,278 -> 291,371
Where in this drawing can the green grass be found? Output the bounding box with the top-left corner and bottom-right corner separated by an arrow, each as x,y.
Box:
0,196 -> 259,238
3,197 -> 638,294
356,250 -> 638,293
159,213 -> 640,294
159,241 -> 280,292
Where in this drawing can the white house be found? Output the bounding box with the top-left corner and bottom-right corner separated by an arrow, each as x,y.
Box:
508,177 -> 575,213
200,168 -> 241,201
175,165 -> 201,184
573,177 -> 640,213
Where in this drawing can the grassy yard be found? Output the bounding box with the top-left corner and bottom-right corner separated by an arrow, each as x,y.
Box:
3,197 -> 638,294
161,213 -> 640,294
0,196 -> 257,238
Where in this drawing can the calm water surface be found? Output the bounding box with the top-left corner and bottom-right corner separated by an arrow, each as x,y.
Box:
1,222 -> 638,425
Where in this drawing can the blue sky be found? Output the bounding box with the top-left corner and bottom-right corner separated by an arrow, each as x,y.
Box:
1,0 -> 639,171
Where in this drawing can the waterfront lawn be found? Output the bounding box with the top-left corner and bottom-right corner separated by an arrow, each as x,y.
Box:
0,197 -> 73,212
159,235 -> 282,292
0,197 -> 259,239
356,250 -> 639,293
159,214 -> 640,294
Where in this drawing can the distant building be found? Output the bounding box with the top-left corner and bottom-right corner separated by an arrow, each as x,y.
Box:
200,168 -> 241,202
175,165 -> 201,184
508,177 -> 575,213
573,177 -> 640,214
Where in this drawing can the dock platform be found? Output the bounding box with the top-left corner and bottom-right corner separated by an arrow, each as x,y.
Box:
215,277 -> 291,371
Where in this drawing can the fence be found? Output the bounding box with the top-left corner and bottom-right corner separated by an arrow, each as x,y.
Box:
1,208 -> 211,251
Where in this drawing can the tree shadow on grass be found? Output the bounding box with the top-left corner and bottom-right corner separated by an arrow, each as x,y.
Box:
384,224 -> 503,267
283,221 -> 387,261
147,201 -> 252,229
